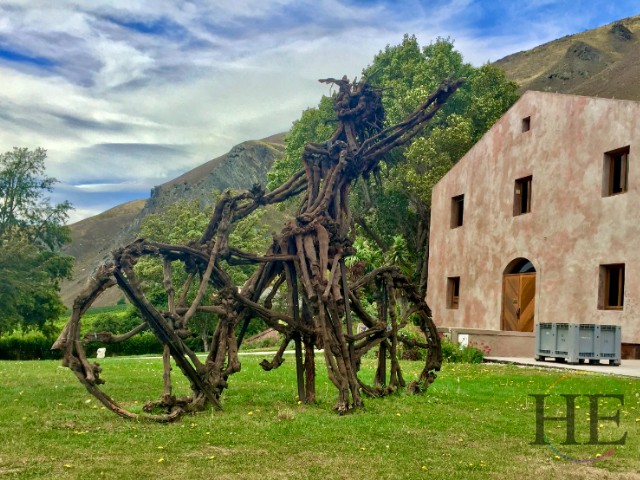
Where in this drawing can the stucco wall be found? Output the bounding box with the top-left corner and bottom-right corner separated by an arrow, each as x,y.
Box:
427,91 -> 640,344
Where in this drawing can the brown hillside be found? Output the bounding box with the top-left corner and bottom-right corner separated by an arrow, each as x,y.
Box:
142,134 -> 286,215
61,199 -> 146,306
495,15 -> 640,100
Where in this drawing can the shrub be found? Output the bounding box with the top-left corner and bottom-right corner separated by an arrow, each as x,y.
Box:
397,325 -> 429,361
0,331 -> 61,360
0,329 -> 204,360
400,347 -> 425,361
85,332 -> 163,357
82,306 -> 141,335
85,332 -> 204,357
440,337 -> 487,363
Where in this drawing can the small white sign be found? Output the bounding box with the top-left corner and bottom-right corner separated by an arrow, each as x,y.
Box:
457,334 -> 469,349
96,347 -> 106,359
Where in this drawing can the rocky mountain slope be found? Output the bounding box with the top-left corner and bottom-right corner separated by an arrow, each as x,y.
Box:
495,15 -> 640,100
61,133 -> 286,306
142,133 -> 285,215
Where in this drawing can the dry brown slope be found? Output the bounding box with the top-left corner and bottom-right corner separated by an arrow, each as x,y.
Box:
495,15 -> 640,100
61,199 -> 146,306
162,132 -> 286,189
142,133 -> 286,215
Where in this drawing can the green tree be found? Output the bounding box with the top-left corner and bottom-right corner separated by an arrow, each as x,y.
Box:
136,197 -> 271,350
137,197 -> 271,290
136,199 -> 215,310
268,36 -> 519,293
0,147 -> 73,334
362,36 -> 519,292
267,96 -> 336,190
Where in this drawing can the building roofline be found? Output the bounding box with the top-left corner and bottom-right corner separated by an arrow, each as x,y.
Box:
432,90 -> 640,190
520,89 -> 640,106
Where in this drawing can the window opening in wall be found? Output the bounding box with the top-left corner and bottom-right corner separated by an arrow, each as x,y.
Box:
451,194 -> 464,228
514,176 -> 532,215
603,146 -> 629,196
447,277 -> 460,309
522,116 -> 531,132
600,264 -> 625,310
511,259 -> 535,273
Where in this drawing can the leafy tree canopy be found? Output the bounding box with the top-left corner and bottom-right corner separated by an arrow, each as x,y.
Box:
136,197 -> 272,350
0,147 -> 71,249
0,147 -> 73,334
137,196 -> 271,290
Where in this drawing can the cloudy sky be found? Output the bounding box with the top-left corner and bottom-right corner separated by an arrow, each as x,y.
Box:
1,1 -> 638,223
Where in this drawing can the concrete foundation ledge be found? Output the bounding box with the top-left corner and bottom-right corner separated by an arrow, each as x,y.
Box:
437,327 -> 535,358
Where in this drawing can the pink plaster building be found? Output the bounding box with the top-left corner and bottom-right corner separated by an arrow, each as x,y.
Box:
427,91 -> 640,359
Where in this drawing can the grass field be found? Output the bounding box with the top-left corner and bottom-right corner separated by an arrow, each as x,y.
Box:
0,355 -> 638,479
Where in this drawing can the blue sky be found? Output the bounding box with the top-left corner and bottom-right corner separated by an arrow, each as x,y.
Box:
1,1 -> 638,223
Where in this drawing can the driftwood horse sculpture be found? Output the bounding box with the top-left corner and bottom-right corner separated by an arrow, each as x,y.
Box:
53,75 -> 463,420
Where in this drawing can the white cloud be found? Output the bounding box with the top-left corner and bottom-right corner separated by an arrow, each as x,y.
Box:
74,181 -> 150,193
66,207 -> 103,224
93,37 -> 154,90
1,0 -> 638,222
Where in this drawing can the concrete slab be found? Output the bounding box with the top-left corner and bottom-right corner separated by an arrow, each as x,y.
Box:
485,356 -> 640,378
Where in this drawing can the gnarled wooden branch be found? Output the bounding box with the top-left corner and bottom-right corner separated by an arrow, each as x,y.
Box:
54,74 -> 461,421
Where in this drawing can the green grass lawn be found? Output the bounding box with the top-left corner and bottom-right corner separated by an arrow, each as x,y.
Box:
0,356 -> 638,479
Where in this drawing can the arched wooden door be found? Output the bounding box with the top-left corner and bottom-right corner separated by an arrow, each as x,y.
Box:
501,259 -> 536,332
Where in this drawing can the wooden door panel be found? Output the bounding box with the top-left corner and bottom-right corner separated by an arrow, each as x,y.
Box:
518,274 -> 535,332
502,273 -> 536,332
502,275 -> 520,331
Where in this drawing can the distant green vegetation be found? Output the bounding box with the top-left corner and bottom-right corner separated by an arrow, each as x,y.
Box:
82,304 -> 129,315
0,359 -> 638,479
0,302 -> 274,360
0,147 -> 74,336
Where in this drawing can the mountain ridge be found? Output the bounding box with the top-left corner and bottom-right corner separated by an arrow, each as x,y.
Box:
142,133 -> 285,216
495,15 -> 640,100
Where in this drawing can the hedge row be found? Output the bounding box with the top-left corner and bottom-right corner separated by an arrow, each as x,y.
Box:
86,334 -> 203,357
0,330 -> 487,363
0,332 -> 203,360
0,332 -> 62,360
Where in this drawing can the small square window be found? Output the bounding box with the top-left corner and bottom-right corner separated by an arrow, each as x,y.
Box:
599,264 -> 625,310
447,277 -> 460,309
522,116 -> 531,132
603,146 -> 629,196
451,194 -> 464,228
514,176 -> 532,216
